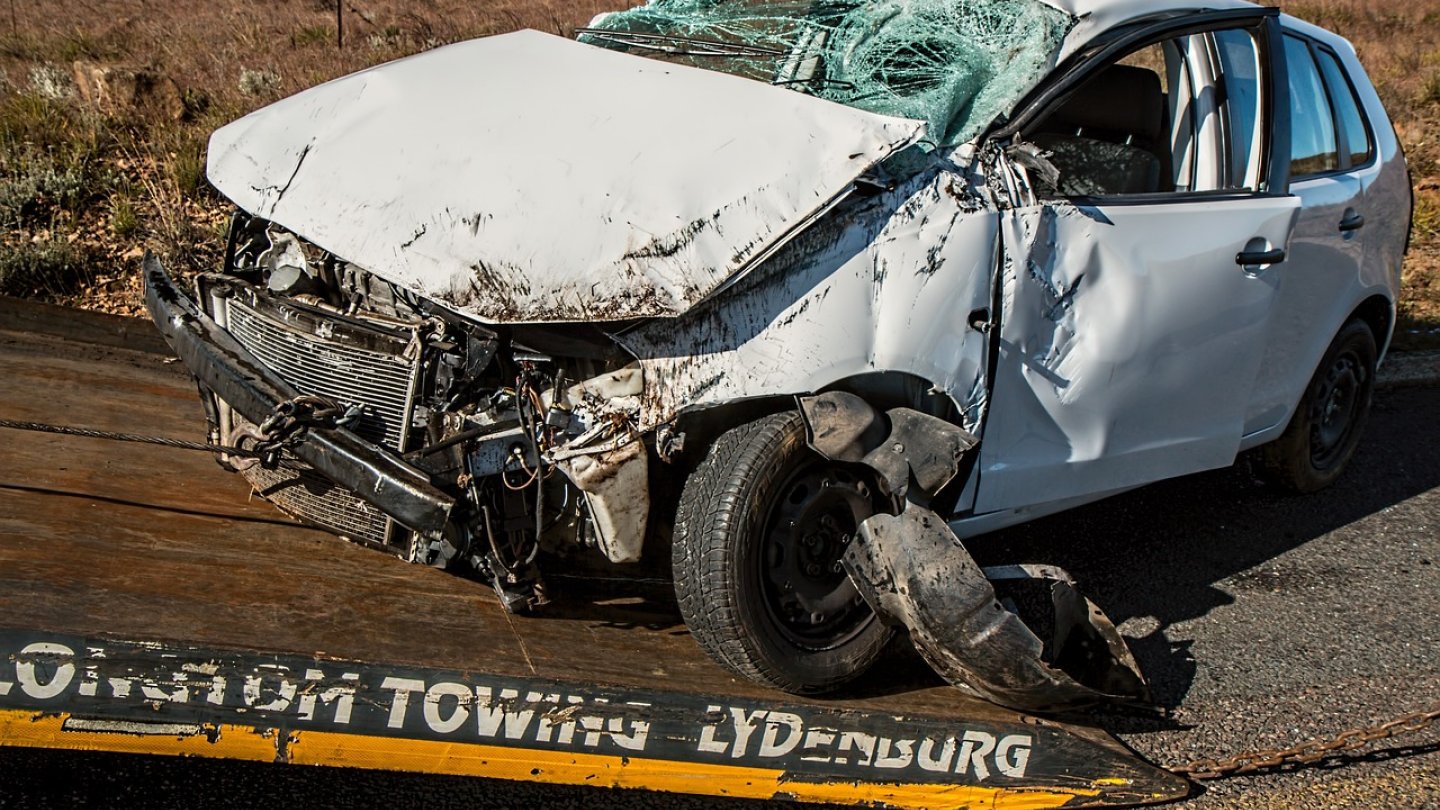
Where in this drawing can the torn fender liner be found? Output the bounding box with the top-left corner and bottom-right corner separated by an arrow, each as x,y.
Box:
143,255 -> 453,537
206,30 -> 926,324
799,392 -> 978,500
844,503 -> 1148,712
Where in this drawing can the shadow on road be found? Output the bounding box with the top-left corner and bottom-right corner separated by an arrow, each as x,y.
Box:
967,386 -> 1440,711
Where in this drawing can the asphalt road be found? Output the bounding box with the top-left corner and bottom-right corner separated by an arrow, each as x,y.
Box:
2,384 -> 1437,809
973,383 -> 1440,809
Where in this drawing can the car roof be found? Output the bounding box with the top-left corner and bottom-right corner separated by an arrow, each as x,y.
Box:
1042,0 -> 1265,60
1043,1 -> 1360,63
1043,0 -> 1260,24
1278,13 -> 1360,56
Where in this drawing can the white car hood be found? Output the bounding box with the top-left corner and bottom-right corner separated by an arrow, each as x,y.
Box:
207,30 -> 925,323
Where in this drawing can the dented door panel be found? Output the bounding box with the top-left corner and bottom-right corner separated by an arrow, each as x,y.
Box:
974,196 -> 1301,513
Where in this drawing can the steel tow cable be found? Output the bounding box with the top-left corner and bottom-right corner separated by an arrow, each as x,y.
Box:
0,394 -> 355,468
1168,703 -> 1440,780
0,418 -> 271,458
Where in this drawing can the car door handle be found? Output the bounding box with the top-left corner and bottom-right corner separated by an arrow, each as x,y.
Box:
1236,248 -> 1286,266
1339,211 -> 1366,233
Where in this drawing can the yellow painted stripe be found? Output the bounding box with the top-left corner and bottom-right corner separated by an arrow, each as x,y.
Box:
288,728 -> 1093,808
0,709 -> 1095,809
0,709 -> 278,763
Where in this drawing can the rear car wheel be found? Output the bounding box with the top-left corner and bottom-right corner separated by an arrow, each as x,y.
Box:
1257,320 -> 1377,493
673,411 -> 892,694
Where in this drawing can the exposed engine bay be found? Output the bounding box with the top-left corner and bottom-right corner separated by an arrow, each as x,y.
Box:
197,212 -> 651,613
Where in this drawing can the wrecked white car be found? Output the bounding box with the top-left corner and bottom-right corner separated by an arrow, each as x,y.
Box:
145,0 -> 1410,710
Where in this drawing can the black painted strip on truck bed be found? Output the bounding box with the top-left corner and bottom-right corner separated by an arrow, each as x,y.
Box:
0,628 -> 1185,808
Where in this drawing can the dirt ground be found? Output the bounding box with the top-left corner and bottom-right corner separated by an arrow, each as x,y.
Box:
1,0 -> 1437,348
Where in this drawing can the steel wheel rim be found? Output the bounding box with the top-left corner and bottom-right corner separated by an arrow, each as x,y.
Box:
758,461 -> 876,651
1308,348 -> 1366,470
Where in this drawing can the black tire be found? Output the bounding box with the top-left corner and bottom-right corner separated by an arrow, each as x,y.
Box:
1257,320 -> 1377,493
673,411 -> 893,694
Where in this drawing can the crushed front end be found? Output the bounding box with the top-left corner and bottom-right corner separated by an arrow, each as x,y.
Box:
140,17 -> 1159,714
145,213 -> 651,613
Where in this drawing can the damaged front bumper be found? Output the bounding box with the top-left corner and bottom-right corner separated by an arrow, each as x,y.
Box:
143,255 -> 455,545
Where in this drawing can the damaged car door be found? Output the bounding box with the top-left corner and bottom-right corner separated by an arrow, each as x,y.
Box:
973,11 -> 1303,515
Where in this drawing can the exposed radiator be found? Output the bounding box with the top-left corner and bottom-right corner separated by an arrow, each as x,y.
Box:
219,294 -> 423,550
225,299 -> 418,450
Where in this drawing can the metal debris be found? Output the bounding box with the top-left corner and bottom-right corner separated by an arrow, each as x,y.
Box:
845,502 -> 1148,712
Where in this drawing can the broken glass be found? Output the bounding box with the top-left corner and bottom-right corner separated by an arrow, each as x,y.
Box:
579,0 -> 1073,149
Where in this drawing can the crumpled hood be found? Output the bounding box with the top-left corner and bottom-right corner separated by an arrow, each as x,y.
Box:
207,29 -> 925,323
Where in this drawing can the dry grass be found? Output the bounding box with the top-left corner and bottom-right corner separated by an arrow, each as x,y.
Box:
0,0 -> 1437,347
0,0 -> 617,310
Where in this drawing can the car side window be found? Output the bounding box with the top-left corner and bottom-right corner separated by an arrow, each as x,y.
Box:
1027,42 -> 1178,198
1028,25 -> 1269,199
1284,35 -> 1340,178
1315,47 -> 1374,168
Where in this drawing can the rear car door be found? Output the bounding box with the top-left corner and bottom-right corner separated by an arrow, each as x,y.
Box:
1243,33 -> 1375,437
973,11 -> 1304,513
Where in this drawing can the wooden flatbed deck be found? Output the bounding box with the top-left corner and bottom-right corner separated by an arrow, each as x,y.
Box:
0,298 -> 1188,808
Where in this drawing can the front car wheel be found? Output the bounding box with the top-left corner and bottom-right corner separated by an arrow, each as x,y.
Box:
672,411 -> 893,694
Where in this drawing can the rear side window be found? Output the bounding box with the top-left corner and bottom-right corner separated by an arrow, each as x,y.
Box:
1284,35 -> 1338,178
1315,48 -> 1374,168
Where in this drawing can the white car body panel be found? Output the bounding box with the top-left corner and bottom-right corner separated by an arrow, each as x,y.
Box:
974,196 -> 1301,512
1238,19 -> 1407,452
618,167 -> 998,434
1248,172 -> 1365,436
206,29 -> 925,324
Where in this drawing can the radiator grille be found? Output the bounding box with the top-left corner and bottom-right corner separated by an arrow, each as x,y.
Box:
221,296 -> 421,550
225,299 -> 417,451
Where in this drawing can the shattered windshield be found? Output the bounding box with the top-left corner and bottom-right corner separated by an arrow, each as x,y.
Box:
578,0 -> 1073,149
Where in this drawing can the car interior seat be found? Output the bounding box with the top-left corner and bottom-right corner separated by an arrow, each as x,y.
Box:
1029,63 -> 1172,197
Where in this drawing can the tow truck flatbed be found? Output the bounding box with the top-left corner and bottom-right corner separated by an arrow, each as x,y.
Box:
0,297 -> 1188,808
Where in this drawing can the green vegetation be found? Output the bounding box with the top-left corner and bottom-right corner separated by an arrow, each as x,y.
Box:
109,192 -> 138,237
1417,191 -> 1440,243
0,238 -> 94,298
292,25 -> 333,48
0,93 -> 117,227
1422,71 -> 1440,107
